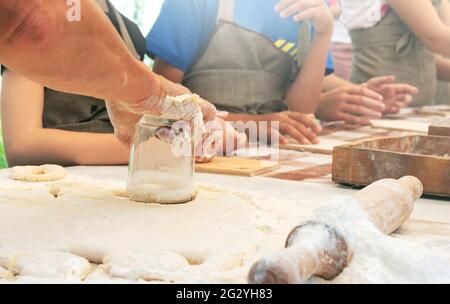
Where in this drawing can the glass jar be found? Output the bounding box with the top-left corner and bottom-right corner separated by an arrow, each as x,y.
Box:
127,115 -> 196,204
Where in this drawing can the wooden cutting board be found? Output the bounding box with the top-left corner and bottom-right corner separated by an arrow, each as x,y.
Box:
282,127 -> 390,154
282,138 -> 344,155
196,157 -> 281,177
371,119 -> 430,133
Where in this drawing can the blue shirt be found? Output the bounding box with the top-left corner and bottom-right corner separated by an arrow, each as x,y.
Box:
147,0 -> 334,73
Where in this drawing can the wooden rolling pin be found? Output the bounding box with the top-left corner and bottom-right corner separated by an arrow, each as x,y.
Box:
248,176 -> 423,284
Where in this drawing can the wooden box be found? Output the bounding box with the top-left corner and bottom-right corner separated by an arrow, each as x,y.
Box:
332,135 -> 450,197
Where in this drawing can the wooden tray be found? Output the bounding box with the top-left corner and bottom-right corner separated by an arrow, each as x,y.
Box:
196,157 -> 281,177
429,117 -> 450,137
332,135 -> 450,197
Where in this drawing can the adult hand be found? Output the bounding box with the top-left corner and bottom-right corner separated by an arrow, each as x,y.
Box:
275,0 -> 334,34
257,112 -> 322,145
106,75 -> 216,146
317,86 -> 386,125
364,76 -> 418,114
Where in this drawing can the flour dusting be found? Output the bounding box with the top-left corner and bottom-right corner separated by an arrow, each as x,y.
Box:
309,197 -> 450,284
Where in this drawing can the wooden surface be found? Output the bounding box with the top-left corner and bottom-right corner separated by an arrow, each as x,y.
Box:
371,119 -> 430,133
195,157 -> 281,177
429,117 -> 450,137
282,126 -> 392,154
332,136 -> 450,197
417,105 -> 450,117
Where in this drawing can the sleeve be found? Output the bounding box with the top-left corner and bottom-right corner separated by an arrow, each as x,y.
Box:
146,0 -> 218,72
325,51 -> 335,75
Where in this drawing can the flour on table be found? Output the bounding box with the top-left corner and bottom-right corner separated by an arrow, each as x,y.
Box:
309,197 -> 450,284
0,172 -> 449,284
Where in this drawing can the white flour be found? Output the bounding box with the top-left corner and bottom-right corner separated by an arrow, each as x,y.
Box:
310,197 -> 450,284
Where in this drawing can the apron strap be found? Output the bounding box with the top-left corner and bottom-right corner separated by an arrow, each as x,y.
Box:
95,0 -> 109,13
106,1 -> 141,60
218,0 -> 235,23
96,0 -> 140,60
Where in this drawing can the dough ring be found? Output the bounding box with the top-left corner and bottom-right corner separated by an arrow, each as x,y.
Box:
9,165 -> 67,182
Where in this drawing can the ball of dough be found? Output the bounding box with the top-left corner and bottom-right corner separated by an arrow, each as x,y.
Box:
9,165 -> 67,182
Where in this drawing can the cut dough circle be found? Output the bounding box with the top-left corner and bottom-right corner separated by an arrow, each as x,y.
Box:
9,165 -> 67,182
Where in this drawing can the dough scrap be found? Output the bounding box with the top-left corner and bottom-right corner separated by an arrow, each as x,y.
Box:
102,251 -> 190,282
9,165 -> 67,182
4,251 -> 92,281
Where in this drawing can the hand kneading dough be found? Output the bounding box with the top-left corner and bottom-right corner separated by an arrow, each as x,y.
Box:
9,165 -> 67,182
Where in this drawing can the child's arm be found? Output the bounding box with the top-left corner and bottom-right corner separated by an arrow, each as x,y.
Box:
276,0 -> 335,114
439,0 -> 450,25
1,70 -> 130,167
388,0 -> 450,57
326,0 -> 342,18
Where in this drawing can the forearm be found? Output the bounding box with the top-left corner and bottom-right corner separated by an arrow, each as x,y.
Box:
286,32 -> 333,114
439,0 -> 450,26
388,0 -> 450,57
5,130 -> 129,166
436,54 -> 450,82
0,0 -> 158,103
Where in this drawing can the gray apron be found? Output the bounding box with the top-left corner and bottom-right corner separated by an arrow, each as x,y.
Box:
42,0 -> 141,133
182,0 -> 307,115
350,0 -> 442,106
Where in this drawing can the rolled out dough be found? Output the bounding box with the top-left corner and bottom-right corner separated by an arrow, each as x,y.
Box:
0,173 -> 304,283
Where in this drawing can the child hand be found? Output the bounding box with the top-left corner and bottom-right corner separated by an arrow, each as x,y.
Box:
275,0 -> 334,34
317,86 -> 386,125
363,76 -> 418,114
257,112 -> 322,145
